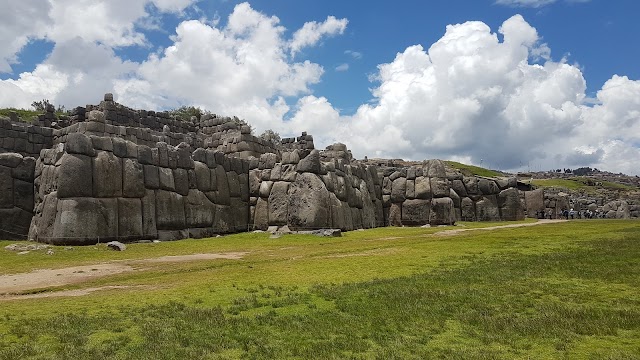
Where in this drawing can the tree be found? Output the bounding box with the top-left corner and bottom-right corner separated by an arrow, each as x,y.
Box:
168,106 -> 208,121
260,129 -> 281,144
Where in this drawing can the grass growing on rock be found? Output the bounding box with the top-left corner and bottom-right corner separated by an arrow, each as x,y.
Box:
444,161 -> 503,178
1,220 -> 640,359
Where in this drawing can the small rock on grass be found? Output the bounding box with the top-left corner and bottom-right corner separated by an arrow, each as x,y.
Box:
106,241 -> 127,251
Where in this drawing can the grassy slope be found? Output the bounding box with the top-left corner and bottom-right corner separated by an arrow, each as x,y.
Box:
445,161 -> 502,178
532,178 -> 637,194
1,220 -> 639,359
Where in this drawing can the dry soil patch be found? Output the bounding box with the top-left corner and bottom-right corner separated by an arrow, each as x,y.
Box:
0,252 -> 247,298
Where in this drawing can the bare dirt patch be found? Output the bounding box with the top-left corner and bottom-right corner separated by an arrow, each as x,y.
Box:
0,252 -> 247,298
0,285 -> 152,301
432,219 -> 567,237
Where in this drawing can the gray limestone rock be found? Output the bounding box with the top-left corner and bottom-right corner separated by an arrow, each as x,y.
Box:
478,178 -> 500,195
65,133 -> 95,156
296,150 -> 321,174
402,199 -> 430,226
414,176 -> 432,200
498,188 -> 524,221
158,167 -> 175,192
155,190 -> 186,230
259,180 -> 273,199
93,151 -> 122,197
52,198 -> 119,245
14,179 -> 34,212
141,190 -> 157,239
0,153 -> 24,168
287,173 -> 330,230
107,241 -> 126,251
12,157 -> 35,182
430,177 -> 450,198
451,179 -> 468,197
390,177 -> 406,203
215,165 -> 230,205
461,197 -> 476,221
253,197 -> 269,230
173,168 -> 189,196
194,161 -> 211,192
143,165 -> 160,189
56,154 -> 93,199
388,203 -> 402,227
184,190 -> 215,228
268,181 -> 289,226
118,198 -> 143,240
227,171 -> 241,198
430,197 -> 456,226
123,158 -> 146,198
476,196 -> 501,221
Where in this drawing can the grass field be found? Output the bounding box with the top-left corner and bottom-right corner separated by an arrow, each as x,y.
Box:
1,220 -> 639,359
444,161 -> 502,178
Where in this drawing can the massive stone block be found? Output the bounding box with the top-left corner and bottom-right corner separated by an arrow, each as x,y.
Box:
215,165 -> 230,205
461,197 -> 475,221
402,199 -> 430,226
184,189 -> 215,228
524,189 -> 544,216
253,197 -> 269,230
93,151 -> 123,197
268,181 -> 289,226
390,177 -> 406,203
287,173 -> 330,230
57,153 -> 93,198
414,176 -> 431,200
118,198 -> 143,240
430,197 -> 455,226
123,158 -> 146,198
0,166 -> 13,208
498,188 -> 525,221
431,177 -> 450,198
52,198 -> 119,245
388,202 -> 402,226
155,190 -> 186,230
13,178 -> 33,212
141,190 -> 157,239
0,208 -> 33,240
158,167 -> 175,192
476,196 -> 501,221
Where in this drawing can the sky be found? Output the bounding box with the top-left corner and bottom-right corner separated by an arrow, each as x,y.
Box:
1,0 -> 640,175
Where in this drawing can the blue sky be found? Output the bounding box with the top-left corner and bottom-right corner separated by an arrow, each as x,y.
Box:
1,0 -> 640,174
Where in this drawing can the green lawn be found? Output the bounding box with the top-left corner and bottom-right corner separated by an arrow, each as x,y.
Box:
531,178 -> 637,193
1,220 -> 639,359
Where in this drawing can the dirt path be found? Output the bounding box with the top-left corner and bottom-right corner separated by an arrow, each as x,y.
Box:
0,252 -> 247,298
433,219 -> 567,236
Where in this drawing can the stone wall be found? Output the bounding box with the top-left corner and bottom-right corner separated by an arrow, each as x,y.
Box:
0,118 -> 54,158
249,148 -> 383,231
380,159 -> 524,226
0,153 -> 35,239
29,116 -> 250,245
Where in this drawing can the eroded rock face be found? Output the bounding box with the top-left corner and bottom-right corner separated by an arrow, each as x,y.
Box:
287,173 -> 330,230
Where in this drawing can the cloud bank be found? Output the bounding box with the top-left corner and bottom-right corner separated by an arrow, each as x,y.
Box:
0,2 -> 638,175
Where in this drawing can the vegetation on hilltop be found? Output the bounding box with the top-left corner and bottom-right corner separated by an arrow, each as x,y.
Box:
445,160 -> 503,178
531,177 -> 638,194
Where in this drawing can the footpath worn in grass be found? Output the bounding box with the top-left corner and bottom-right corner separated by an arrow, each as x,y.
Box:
1,220 -> 639,359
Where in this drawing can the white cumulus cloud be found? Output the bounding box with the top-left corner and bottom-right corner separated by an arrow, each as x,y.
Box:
289,16 -> 348,57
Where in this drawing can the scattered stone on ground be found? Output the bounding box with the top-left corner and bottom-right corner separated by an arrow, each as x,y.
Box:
106,241 -> 126,251
4,243 -> 51,252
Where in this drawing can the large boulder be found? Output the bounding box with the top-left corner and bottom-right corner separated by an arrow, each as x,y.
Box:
430,197 -> 456,226
93,151 -> 122,197
296,150 -> 321,174
118,198 -> 143,240
0,166 -> 14,208
155,190 -> 186,230
123,158 -> 146,198
184,190 -> 215,228
476,196 -> 501,221
51,198 -> 119,245
268,181 -> 289,226
287,173 -> 330,230
390,177 -> 406,203
524,189 -> 544,216
402,199 -> 430,226
498,188 -> 525,221
57,153 -> 93,198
